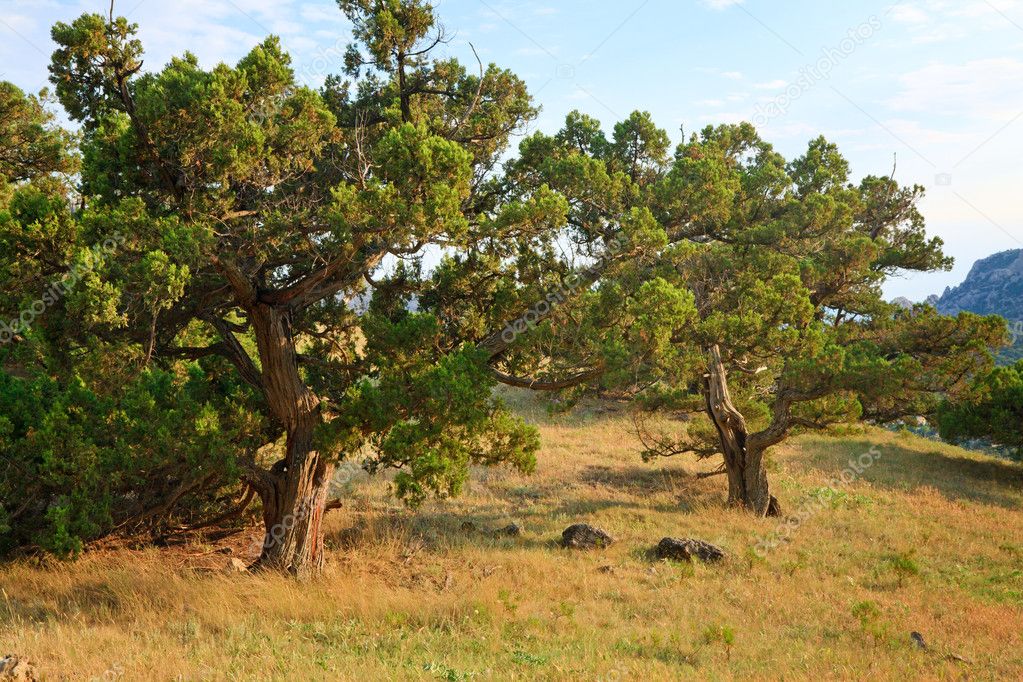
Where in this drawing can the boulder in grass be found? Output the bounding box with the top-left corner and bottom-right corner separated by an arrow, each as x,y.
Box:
656,537 -> 725,563
561,523 -> 614,549
494,522 -> 522,537
225,558 -> 249,574
0,655 -> 38,682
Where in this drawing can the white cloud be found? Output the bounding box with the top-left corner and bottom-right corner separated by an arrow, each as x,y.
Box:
754,79 -> 788,90
883,0 -> 1023,44
889,5 -> 930,24
702,0 -> 744,9
887,58 -> 1023,121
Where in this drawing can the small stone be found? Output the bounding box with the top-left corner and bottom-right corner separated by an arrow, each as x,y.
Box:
0,655 -> 38,682
225,558 -> 249,573
494,523 -> 522,537
561,523 -> 614,549
656,537 -> 726,563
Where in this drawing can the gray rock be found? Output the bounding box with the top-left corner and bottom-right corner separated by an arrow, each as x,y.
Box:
494,523 -> 522,537
656,537 -> 725,563
225,558 -> 249,573
0,655 -> 38,682
561,523 -> 614,549
891,296 -> 914,311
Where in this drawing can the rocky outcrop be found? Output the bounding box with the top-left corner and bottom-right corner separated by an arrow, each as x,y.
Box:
0,655 -> 38,682
934,249 -> 1023,320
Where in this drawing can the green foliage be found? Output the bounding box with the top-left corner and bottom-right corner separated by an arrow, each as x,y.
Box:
881,551 -> 921,585
699,623 -> 736,661
1,0 -> 1009,561
0,363 -> 261,556
851,600 -> 890,643
0,0 -> 555,560
699,624 -> 736,647
495,112 -> 1005,468
0,82 -> 77,183
938,360 -> 1023,458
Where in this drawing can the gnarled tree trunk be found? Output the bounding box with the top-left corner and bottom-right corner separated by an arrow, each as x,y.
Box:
246,303 -> 334,577
254,421 -> 335,577
704,345 -> 780,518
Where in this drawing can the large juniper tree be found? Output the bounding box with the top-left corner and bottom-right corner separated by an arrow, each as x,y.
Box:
41,1 -> 572,575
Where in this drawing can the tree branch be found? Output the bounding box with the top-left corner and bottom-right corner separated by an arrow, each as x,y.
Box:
208,316 -> 263,391
489,366 -> 604,391
477,243 -> 635,360
447,42 -> 485,140
212,255 -> 258,308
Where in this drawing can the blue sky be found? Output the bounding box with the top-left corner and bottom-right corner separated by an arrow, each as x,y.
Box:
3,0 -> 1023,299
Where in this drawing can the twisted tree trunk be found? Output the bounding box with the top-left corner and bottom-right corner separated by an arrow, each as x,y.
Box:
246,303 -> 334,577
254,420 -> 335,577
704,345 -> 780,518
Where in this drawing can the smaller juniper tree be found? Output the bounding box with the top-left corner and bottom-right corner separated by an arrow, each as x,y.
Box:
490,117 -> 1007,516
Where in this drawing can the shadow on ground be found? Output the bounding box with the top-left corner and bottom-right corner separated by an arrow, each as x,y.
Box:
794,436 -> 1023,509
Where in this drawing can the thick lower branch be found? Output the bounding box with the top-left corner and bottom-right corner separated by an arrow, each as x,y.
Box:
489,366 -> 604,391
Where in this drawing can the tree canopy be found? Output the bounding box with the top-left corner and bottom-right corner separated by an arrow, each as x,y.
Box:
2,0 -> 569,573
0,1 -> 1009,570
486,116 -> 1006,515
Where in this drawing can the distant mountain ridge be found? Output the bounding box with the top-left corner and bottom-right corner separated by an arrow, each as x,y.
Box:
919,248 -> 1023,365
932,248 -> 1023,320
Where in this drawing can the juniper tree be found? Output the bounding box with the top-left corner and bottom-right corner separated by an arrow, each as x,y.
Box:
41,1 -> 575,575
492,117 -> 1006,516
0,80 -> 265,555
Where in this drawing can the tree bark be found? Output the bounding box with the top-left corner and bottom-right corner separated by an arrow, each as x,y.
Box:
254,426 -> 335,578
245,303 -> 334,577
704,345 -> 780,517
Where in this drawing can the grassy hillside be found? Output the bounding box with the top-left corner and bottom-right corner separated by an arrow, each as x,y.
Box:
2,391 -> 1022,680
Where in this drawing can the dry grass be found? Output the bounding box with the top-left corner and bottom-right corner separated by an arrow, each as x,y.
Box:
2,390 -> 1022,680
